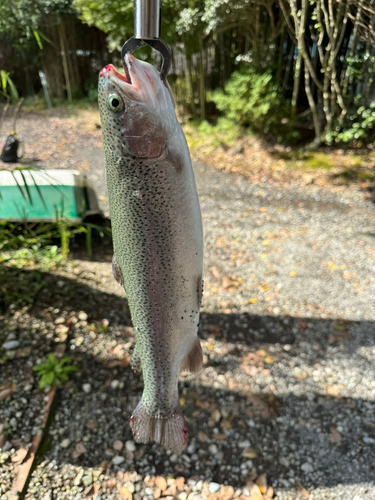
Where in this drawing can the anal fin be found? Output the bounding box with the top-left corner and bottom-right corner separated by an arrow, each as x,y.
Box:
181,337 -> 203,374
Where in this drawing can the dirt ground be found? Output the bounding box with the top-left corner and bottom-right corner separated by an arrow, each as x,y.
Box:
0,107 -> 375,500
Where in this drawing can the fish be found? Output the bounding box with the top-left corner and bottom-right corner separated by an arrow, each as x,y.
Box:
98,55 -> 204,453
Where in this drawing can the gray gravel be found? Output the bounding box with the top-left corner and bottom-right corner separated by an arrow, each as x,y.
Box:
1,110 -> 375,498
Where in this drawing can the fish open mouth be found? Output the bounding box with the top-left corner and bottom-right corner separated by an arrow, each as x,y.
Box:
99,63 -> 132,86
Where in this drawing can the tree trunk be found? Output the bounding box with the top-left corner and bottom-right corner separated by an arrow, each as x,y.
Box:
276,29 -> 285,87
58,21 -> 72,102
186,53 -> 197,117
199,37 -> 206,121
304,64 -> 321,145
343,0 -> 363,95
291,50 -> 302,120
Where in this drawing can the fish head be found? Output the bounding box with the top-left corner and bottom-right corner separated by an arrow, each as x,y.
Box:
98,55 -> 176,159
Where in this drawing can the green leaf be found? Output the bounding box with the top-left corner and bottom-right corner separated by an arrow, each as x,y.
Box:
33,30 -> 43,49
18,170 -> 33,205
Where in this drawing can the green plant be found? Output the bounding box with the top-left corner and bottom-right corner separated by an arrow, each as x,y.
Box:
1,422 -> 12,436
33,354 -> 78,389
0,218 -> 112,268
0,70 -> 19,102
208,67 -> 286,134
325,102 -> 375,145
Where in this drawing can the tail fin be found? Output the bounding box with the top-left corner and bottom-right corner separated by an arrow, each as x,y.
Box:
181,337 -> 203,374
130,400 -> 187,453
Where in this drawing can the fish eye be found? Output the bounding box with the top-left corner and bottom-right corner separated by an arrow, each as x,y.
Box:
107,93 -> 124,113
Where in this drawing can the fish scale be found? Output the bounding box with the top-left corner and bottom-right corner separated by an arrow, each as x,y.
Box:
98,55 -> 204,452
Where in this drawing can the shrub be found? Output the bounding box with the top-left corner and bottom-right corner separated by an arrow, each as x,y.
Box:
325,102 -> 375,145
208,67 -> 286,134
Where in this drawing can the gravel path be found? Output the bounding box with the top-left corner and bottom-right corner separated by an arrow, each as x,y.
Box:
1,109 -> 375,499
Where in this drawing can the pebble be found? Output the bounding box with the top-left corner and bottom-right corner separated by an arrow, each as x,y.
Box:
363,437 -> 375,444
238,439 -> 251,448
82,473 -> 93,487
2,442 -> 11,452
82,383 -> 92,394
60,439 -> 70,448
78,311 -> 88,321
187,443 -> 196,454
113,440 -> 123,451
208,483 -> 220,493
110,379 -> 120,389
73,469 -> 84,486
125,440 -> 136,452
208,444 -> 218,454
301,462 -> 314,473
2,340 -> 20,350
112,455 -> 125,465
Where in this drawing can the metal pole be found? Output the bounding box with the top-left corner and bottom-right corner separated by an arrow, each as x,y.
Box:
134,0 -> 161,39
38,70 -> 52,109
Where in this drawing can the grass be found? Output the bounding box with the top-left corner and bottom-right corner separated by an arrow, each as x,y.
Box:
184,118 -> 244,153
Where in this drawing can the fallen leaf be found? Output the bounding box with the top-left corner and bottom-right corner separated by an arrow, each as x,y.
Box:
241,365 -> 258,376
85,483 -> 100,498
327,261 -> 337,271
209,267 -> 220,278
290,271 -> 297,277
264,356 -> 275,365
214,433 -> 227,440
221,419 -> 232,429
0,382 -> 16,401
262,240 -> 270,246
255,474 -> 267,493
295,481 -> 310,497
243,447 -> 257,459
249,298 -> 257,303
298,321 -> 307,330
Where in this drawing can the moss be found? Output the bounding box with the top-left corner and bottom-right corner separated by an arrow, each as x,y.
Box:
302,152 -> 334,170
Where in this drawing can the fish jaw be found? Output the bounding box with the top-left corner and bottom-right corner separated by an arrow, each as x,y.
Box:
99,55 -> 174,111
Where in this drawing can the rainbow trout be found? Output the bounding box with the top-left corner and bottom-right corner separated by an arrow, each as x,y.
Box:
98,55 -> 203,453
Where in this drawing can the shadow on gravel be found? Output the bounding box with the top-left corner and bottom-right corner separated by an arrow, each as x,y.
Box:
1,263 -> 375,492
